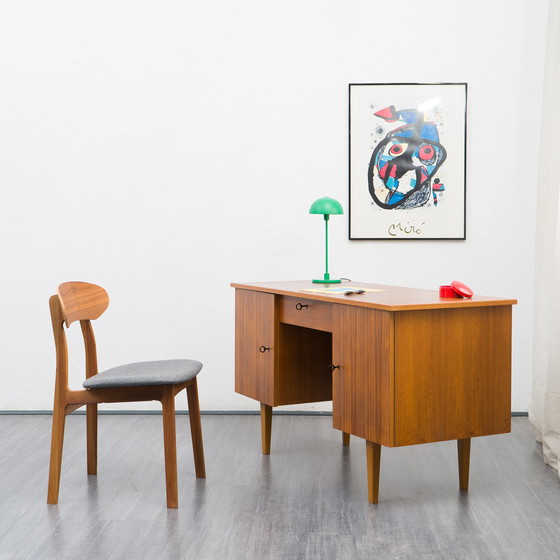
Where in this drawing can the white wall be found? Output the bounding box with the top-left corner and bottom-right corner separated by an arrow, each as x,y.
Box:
0,0 -> 548,411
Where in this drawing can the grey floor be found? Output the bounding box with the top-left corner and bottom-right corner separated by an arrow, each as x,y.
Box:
1,414 -> 559,560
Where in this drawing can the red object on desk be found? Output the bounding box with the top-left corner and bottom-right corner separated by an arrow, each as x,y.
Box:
439,285 -> 459,298
451,281 -> 473,298
439,281 -> 473,299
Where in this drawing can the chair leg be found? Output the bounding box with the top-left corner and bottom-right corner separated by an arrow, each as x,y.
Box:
47,403 -> 66,504
186,378 -> 206,478
161,389 -> 179,508
86,404 -> 98,475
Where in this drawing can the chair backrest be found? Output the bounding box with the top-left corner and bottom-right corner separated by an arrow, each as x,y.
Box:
50,282 -> 110,387
57,282 -> 109,326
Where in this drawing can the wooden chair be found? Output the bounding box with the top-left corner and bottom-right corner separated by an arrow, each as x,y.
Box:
47,281 -> 205,508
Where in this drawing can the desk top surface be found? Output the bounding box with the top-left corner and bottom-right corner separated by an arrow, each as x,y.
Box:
231,280 -> 517,312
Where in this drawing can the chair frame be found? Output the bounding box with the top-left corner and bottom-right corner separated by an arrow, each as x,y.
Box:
47,282 -> 205,508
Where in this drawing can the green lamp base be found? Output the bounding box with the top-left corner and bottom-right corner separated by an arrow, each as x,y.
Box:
312,278 -> 342,284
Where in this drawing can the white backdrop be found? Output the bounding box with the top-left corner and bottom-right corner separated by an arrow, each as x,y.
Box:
0,0 -> 548,411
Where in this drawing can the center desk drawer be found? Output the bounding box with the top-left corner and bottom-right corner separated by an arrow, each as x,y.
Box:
279,296 -> 333,332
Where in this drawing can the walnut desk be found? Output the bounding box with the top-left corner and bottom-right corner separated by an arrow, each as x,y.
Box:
232,280 -> 516,503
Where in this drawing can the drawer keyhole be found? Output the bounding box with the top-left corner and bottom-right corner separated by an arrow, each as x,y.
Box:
295,303 -> 309,311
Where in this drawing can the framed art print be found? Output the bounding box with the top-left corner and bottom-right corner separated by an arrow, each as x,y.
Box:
349,83 -> 467,239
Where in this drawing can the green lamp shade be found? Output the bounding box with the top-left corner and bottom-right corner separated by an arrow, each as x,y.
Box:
309,197 -> 344,215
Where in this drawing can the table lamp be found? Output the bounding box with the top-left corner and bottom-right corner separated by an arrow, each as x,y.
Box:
309,197 -> 344,283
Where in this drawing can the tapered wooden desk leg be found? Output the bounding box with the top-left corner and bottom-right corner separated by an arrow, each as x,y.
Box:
342,432 -> 350,446
366,440 -> 381,504
260,403 -> 272,455
457,438 -> 471,491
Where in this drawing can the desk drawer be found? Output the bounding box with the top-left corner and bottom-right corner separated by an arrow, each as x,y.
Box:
279,296 -> 332,331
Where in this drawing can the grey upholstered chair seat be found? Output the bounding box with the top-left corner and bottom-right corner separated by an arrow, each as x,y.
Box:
83,359 -> 203,389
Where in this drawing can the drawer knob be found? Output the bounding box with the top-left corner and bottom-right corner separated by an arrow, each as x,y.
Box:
328,363 -> 340,372
259,346 -> 271,353
295,303 -> 309,310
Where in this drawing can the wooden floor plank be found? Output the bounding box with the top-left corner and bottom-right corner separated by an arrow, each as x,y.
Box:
0,415 -> 559,559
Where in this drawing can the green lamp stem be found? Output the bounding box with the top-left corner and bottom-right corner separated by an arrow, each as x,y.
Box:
324,215 -> 330,281
312,214 -> 341,284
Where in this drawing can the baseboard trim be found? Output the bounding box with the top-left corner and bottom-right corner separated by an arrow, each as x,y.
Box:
0,410 -> 530,417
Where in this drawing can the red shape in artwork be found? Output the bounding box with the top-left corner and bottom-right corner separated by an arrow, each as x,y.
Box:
374,106 -> 398,122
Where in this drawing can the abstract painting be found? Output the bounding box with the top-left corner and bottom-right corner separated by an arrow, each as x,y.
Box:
349,83 -> 467,239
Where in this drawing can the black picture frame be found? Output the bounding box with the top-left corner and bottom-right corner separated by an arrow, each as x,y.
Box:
349,83 -> 467,240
